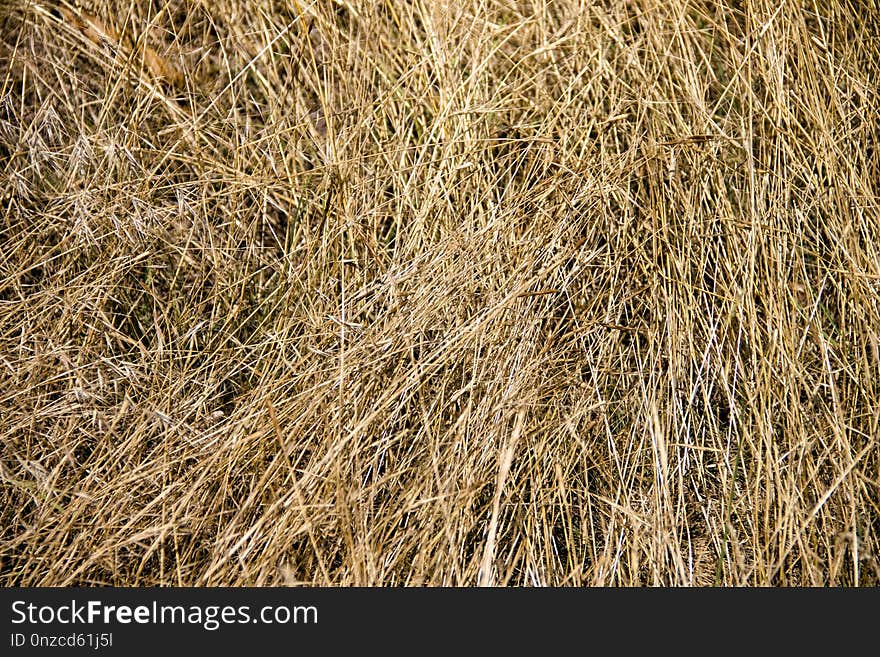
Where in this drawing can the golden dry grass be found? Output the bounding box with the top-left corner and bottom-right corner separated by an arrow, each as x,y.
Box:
1,0 -> 879,586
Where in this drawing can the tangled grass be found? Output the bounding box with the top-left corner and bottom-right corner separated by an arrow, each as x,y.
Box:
1,0 -> 879,586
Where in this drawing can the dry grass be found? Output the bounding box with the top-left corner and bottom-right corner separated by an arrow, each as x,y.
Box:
1,0 -> 879,586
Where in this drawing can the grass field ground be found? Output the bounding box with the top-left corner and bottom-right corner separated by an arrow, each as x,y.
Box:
1,0 -> 879,585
